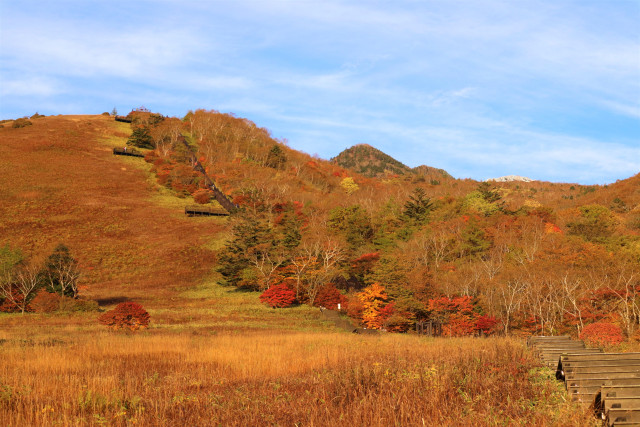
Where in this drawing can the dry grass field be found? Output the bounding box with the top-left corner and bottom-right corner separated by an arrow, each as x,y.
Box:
0,115 -> 596,426
0,331 -> 595,426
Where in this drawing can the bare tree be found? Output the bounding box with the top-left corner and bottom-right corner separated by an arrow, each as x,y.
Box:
42,245 -> 81,298
0,264 -> 41,314
498,279 -> 527,334
610,269 -> 640,338
294,240 -> 345,304
554,274 -> 589,335
249,247 -> 288,291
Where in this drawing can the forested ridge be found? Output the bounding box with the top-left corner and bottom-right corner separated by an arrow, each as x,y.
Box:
6,109 -> 639,342
123,108 -> 640,340
331,143 -> 452,181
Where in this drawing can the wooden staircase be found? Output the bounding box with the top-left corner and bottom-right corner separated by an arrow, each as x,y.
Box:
529,336 -> 640,426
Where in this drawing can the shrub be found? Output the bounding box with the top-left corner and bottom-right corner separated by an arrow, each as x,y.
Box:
30,290 -> 62,313
98,302 -> 151,330
12,118 -> 33,128
259,284 -> 296,308
384,313 -> 413,333
30,112 -> 45,119
580,322 -> 624,347
193,189 -> 212,204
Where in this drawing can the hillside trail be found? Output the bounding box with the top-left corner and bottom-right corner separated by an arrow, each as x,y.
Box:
0,115 -> 225,310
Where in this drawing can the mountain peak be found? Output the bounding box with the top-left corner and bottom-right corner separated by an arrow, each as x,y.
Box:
331,144 -> 412,178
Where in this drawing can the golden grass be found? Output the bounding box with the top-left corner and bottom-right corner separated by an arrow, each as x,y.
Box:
0,332 -> 595,426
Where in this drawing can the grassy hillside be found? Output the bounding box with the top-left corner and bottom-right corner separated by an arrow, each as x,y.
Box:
0,114 -> 332,331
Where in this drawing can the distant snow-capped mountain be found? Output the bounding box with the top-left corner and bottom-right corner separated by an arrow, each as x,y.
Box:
486,175 -> 534,182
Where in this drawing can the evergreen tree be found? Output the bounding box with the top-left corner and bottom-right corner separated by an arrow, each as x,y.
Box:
328,205 -> 373,251
127,125 -> 153,149
277,210 -> 302,250
477,182 -> 502,203
217,215 -> 273,287
403,188 -> 433,224
265,144 -> 287,169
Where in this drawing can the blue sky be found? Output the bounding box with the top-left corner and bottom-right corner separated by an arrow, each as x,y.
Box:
1,0 -> 639,184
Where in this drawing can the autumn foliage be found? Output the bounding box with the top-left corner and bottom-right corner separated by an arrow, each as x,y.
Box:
193,188 -> 212,204
259,284 -> 296,308
476,315 -> 500,336
358,283 -> 392,329
579,322 -> 625,347
98,302 -> 151,330
29,290 -> 62,313
428,296 -> 486,337
314,284 -> 345,310
0,287 -> 30,313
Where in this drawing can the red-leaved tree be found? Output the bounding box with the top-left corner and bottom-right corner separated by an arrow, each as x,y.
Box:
314,284 -> 345,310
428,295 -> 479,337
259,283 -> 296,308
475,315 -> 500,336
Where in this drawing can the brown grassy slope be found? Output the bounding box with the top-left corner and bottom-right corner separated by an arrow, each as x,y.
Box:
0,114 -> 223,307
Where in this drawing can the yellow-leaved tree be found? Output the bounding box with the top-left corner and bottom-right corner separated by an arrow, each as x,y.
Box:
340,177 -> 359,195
358,283 -> 389,329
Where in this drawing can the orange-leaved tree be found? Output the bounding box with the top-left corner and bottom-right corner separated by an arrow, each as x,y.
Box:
428,295 -> 478,337
358,283 -> 391,329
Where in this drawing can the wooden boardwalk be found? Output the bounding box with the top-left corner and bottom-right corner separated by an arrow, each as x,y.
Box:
113,147 -> 144,158
184,205 -> 229,217
529,336 -> 640,426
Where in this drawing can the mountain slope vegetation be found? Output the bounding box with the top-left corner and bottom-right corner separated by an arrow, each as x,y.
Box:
0,110 -> 627,426
1,109 -> 639,339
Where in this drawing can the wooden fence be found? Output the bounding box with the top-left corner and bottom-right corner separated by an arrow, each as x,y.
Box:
415,320 -> 443,337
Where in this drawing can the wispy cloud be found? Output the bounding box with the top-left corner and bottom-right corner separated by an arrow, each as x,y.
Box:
1,0 -> 638,183
1,76 -> 62,97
